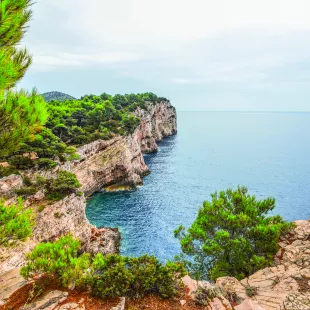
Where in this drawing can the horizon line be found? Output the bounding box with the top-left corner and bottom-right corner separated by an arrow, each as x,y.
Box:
176,110 -> 310,113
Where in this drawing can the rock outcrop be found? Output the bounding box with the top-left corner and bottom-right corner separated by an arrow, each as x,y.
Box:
71,133 -> 149,195
135,101 -> 177,153
0,174 -> 23,198
216,219 -> 310,310
70,100 -> 177,194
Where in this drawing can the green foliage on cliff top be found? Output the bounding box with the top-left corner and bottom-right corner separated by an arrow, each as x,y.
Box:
21,235 -> 185,299
0,198 -> 34,245
1,92 -> 168,170
45,92 -> 168,146
175,186 -> 294,281
0,0 -> 48,157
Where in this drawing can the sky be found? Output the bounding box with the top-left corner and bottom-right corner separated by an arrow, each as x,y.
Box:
19,0 -> 310,111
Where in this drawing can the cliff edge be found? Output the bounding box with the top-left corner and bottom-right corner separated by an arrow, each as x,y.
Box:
70,100 -> 177,194
0,100 -> 177,274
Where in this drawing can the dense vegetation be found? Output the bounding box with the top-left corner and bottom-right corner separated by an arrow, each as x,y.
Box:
0,91 -> 169,170
21,235 -> 185,299
15,170 -> 81,201
175,186 -> 294,281
0,198 -> 34,245
0,0 -> 48,157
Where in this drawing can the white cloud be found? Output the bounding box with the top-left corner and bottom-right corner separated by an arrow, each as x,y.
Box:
31,52 -> 141,71
68,0 -> 310,44
20,0 -> 310,110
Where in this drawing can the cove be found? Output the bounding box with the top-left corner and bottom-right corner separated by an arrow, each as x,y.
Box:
86,111 -> 310,261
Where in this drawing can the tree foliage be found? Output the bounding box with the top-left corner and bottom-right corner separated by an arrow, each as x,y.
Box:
21,235 -> 185,299
175,186 -> 294,281
0,198 -> 34,245
1,92 -> 168,167
45,170 -> 81,200
44,92 -> 166,147
20,235 -> 90,288
89,254 -> 185,299
0,0 -> 48,156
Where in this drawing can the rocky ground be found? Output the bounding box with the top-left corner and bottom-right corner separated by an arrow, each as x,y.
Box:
216,219 -> 310,310
0,220 -> 309,309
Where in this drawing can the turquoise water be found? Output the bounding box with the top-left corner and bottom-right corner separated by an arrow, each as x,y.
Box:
86,111 -> 310,261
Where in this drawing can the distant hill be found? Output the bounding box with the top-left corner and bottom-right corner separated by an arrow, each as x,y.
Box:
41,91 -> 76,102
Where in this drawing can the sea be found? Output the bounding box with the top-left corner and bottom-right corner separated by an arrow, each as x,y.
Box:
86,111 -> 310,261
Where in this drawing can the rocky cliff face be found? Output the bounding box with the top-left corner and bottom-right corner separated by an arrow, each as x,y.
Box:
71,100 -> 177,194
0,100 -> 177,274
135,101 -> 177,153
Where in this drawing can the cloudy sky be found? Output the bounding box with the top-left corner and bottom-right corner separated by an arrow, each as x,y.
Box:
19,0 -> 310,111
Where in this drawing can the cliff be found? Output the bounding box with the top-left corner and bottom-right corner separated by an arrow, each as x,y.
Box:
0,100 -> 177,274
70,100 -> 177,194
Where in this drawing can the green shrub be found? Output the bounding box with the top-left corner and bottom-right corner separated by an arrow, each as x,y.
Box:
0,198 -> 34,245
21,236 -> 185,299
14,186 -> 37,197
14,175 -> 46,198
21,235 -> 90,288
46,170 -> 80,200
89,254 -> 185,299
175,186 -> 294,281
8,155 -> 36,170
0,165 -> 19,178
38,205 -> 45,212
37,158 -> 57,169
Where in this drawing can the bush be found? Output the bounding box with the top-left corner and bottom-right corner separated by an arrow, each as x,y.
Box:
0,165 -> 19,178
21,235 -> 90,288
14,186 -> 37,197
21,236 -> 185,299
46,170 -> 80,200
14,175 -> 46,198
175,186 -> 294,281
8,155 -> 36,170
37,158 -> 57,169
89,254 -> 185,299
0,198 -> 34,245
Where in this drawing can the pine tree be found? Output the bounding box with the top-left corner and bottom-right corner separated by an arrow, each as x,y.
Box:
0,0 -> 47,157
175,186 -> 294,281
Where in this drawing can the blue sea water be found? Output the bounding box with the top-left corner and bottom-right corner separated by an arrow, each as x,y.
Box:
86,111 -> 310,261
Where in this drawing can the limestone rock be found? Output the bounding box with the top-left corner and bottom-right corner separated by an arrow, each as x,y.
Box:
71,100 -> 177,194
0,268 -> 29,306
0,241 -> 36,274
33,194 -> 121,255
0,174 -> 23,198
216,219 -> 310,310
72,134 -> 149,195
234,299 -> 264,310
182,275 -> 232,310
135,101 -> 177,153
87,227 -> 121,255
20,290 -> 68,309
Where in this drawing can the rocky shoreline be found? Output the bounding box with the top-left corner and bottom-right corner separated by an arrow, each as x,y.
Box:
0,100 -> 177,274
